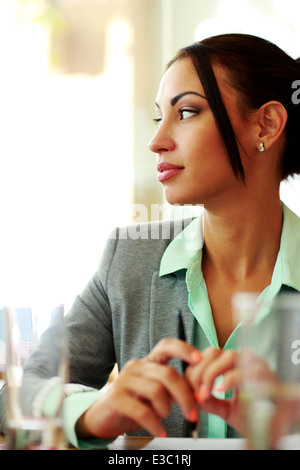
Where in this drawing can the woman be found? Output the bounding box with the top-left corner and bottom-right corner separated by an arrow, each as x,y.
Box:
1,33 -> 300,448
68,33 -> 300,446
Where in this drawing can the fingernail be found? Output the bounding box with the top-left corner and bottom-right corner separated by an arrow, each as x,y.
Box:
188,408 -> 198,422
191,351 -> 202,364
159,430 -> 167,438
214,382 -> 225,393
196,385 -> 209,404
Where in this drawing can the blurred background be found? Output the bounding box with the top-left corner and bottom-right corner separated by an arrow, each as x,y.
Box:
1,0 -> 300,312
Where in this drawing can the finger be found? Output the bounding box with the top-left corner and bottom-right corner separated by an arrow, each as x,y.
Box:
138,360 -> 199,420
113,395 -> 167,438
191,349 -> 238,393
202,349 -> 239,392
199,395 -> 231,422
198,395 -> 242,433
214,368 -> 241,393
146,337 -> 202,366
123,358 -> 199,420
185,347 -> 222,390
118,374 -> 173,420
121,397 -> 167,438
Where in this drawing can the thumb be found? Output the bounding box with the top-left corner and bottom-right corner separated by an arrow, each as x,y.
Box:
195,393 -> 243,434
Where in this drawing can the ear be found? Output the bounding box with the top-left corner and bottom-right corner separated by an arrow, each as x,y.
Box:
256,101 -> 288,151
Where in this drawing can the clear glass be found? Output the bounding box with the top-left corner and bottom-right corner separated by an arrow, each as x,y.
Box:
232,292 -> 300,450
2,304 -> 67,450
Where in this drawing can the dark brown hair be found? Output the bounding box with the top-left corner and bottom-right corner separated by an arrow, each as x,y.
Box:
167,33 -> 300,182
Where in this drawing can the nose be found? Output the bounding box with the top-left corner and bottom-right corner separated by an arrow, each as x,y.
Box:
148,124 -> 176,154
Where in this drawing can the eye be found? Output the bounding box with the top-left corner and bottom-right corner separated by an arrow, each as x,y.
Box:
179,108 -> 200,120
153,117 -> 162,125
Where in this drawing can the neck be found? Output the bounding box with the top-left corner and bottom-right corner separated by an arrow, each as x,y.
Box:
202,194 -> 283,282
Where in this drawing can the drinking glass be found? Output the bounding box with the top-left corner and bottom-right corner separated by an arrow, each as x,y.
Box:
232,291 -> 300,450
1,304 -> 68,449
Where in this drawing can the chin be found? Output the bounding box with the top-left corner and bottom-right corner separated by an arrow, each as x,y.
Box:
164,192 -> 204,207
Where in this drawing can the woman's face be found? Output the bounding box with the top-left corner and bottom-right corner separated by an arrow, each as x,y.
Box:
148,57 -> 254,207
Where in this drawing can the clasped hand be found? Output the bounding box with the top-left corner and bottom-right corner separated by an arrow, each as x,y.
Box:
76,339 -> 243,440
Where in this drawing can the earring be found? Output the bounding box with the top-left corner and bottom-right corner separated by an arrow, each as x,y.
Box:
258,142 -> 265,152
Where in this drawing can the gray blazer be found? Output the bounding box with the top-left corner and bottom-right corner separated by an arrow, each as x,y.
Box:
0,218 -> 197,437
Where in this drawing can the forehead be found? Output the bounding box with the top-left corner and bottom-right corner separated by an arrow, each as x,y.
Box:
156,56 -> 240,114
156,58 -> 204,102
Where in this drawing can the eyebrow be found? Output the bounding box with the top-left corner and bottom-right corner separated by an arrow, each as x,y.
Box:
155,91 -> 207,109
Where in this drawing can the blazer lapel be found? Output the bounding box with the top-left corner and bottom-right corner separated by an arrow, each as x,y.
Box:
149,270 -> 194,353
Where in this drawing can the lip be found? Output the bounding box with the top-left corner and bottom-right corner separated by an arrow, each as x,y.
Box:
156,162 -> 184,182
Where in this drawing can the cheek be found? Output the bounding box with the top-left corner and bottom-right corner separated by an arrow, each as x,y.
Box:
185,138 -> 237,190
187,116 -> 226,155
184,130 -> 228,169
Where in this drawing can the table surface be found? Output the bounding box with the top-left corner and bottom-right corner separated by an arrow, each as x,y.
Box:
0,433 -> 152,450
0,434 -> 154,451
107,436 -> 246,450
1,433 -> 299,450
0,433 -> 244,450
108,436 -> 154,450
